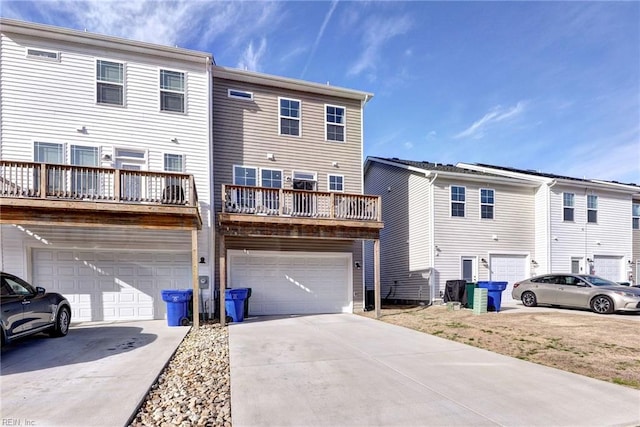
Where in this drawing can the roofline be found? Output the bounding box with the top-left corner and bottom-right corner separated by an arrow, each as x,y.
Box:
458,163 -> 640,194
0,18 -> 213,64
366,157 -> 538,187
213,65 -> 374,103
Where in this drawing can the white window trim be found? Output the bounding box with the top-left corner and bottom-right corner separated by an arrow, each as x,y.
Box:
292,170 -> 317,181
587,194 -> 598,224
114,147 -> 149,171
32,140 -> 66,164
633,203 -> 640,230
228,88 -> 254,101
70,143 -> 101,166
162,152 -> 186,173
259,167 -> 284,188
278,96 -> 302,137
159,68 -> 187,114
26,47 -> 60,62
563,192 -> 575,222
327,174 -> 345,192
325,104 -> 346,143
96,58 -> 126,107
450,185 -> 466,218
233,165 -> 259,186
479,188 -> 495,220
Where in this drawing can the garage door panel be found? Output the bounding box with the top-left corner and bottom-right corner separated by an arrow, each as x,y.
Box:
489,255 -> 528,303
593,256 -> 621,282
33,249 -> 190,322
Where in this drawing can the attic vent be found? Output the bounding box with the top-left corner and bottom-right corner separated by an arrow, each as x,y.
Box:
26,48 -> 60,61
228,89 -> 253,101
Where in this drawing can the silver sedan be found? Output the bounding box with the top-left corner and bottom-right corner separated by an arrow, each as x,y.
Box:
512,274 -> 640,314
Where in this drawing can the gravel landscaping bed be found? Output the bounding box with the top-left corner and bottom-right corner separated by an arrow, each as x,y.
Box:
129,323 -> 231,427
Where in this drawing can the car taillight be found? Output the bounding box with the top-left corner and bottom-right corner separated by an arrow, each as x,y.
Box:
513,282 -> 521,289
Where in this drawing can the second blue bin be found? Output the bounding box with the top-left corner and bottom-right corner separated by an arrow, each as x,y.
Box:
476,281 -> 508,312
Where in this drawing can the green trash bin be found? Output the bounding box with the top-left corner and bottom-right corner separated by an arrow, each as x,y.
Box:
465,282 -> 477,309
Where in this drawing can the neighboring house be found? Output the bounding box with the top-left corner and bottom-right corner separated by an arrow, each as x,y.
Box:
363,157 -> 539,303
633,195 -> 640,285
460,164 -> 638,285
213,66 -> 383,316
0,19 -> 214,325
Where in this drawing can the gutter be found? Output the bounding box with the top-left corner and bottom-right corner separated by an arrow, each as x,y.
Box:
429,173 -> 438,304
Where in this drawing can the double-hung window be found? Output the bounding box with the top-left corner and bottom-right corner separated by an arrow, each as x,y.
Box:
563,193 -> 575,222
96,60 -> 124,105
480,188 -> 494,219
328,174 -> 344,192
326,105 -> 345,142
587,195 -> 598,223
451,186 -> 465,217
633,203 -> 640,230
279,98 -> 300,136
160,70 -> 185,113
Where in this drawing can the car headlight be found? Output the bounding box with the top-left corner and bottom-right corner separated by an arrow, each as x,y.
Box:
612,290 -> 639,298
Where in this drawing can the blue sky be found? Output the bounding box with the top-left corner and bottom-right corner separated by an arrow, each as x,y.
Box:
3,1 -> 639,184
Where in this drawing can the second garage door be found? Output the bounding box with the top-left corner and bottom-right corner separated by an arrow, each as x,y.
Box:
228,250 -> 352,315
489,254 -> 528,303
32,249 -> 191,322
593,256 -> 622,282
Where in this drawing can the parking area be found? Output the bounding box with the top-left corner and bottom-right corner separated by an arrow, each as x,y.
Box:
1,320 -> 189,427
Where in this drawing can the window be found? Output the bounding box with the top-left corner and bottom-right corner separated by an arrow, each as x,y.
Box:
70,145 -> 99,196
96,60 -> 124,105
461,257 -> 475,282
228,89 -> 253,101
160,70 -> 185,113
633,203 -> 640,230
563,192 -> 575,222
26,48 -> 60,61
451,186 -> 465,217
480,188 -> 494,219
233,166 -> 257,186
326,105 -> 345,142
164,154 -> 184,172
279,98 -> 300,136
34,142 -> 64,194
261,169 -> 282,188
587,195 -> 597,223
328,174 -> 344,192
231,166 -> 257,210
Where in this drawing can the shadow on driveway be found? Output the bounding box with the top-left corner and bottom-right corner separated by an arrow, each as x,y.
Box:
1,325 -> 157,375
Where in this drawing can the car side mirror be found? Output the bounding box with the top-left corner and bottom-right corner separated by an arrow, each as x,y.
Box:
36,286 -> 46,295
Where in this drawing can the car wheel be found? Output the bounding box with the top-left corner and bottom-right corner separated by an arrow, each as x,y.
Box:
50,306 -> 71,337
590,295 -> 614,314
521,291 -> 537,307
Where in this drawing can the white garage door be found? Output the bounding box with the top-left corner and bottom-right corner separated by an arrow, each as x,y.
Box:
489,255 -> 528,303
228,250 -> 352,315
32,249 -> 191,322
593,256 -> 622,282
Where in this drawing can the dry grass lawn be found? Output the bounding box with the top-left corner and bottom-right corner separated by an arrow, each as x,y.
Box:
360,304 -> 640,389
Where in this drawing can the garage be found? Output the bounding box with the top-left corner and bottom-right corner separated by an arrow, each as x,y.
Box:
489,254 -> 528,303
32,249 -> 191,322
593,255 -> 622,282
227,250 -> 352,315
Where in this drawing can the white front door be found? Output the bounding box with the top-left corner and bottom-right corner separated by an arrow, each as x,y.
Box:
228,250 -> 351,315
489,255 -> 528,303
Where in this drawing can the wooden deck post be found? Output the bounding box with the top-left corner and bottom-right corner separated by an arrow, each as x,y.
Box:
374,238 -> 381,319
192,229 -> 200,328
219,234 -> 226,327
39,163 -> 47,199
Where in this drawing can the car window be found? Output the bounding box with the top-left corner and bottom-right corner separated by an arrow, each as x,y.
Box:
580,275 -> 620,287
1,280 -> 12,296
4,276 -> 34,295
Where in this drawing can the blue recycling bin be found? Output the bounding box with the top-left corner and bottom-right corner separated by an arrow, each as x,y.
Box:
162,289 -> 193,326
225,288 -> 250,322
477,281 -> 508,312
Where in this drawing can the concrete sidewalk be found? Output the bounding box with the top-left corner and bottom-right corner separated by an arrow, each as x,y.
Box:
229,314 -> 640,427
1,320 -> 189,427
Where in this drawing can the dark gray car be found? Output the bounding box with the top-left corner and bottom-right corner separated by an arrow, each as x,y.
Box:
1,272 -> 71,345
512,274 -> 640,314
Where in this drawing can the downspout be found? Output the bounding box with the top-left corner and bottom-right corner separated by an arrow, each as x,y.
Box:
207,57 -> 215,320
429,172 -> 438,304
547,180 -> 557,273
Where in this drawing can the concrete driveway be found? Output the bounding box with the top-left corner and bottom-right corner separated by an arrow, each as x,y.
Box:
229,314 -> 640,427
1,320 -> 189,427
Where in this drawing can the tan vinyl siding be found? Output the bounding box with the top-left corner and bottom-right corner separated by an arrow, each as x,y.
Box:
432,178 -> 536,296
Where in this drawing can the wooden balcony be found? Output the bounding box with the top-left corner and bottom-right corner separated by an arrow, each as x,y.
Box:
0,160 -> 201,230
218,184 -> 383,240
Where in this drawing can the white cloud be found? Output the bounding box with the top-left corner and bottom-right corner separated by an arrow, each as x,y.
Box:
237,38 -> 268,72
301,0 -> 339,78
426,130 -> 437,140
455,101 -> 526,139
404,141 -> 414,150
347,14 -> 412,78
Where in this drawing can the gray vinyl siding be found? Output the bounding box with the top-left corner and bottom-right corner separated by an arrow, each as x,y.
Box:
534,185 -> 550,273
364,162 -> 431,302
212,76 -> 364,216
432,178 -> 536,297
549,184 -> 632,274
